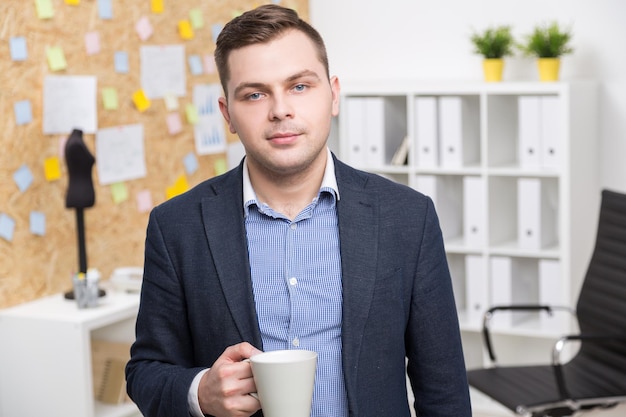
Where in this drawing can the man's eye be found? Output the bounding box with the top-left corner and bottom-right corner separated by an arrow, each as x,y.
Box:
247,92 -> 262,100
293,84 -> 307,92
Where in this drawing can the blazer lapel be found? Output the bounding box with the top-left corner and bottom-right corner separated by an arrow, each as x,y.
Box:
200,167 -> 263,348
335,160 -> 380,410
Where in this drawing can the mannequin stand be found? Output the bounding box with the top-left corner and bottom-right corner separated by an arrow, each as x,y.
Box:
64,208 -> 105,300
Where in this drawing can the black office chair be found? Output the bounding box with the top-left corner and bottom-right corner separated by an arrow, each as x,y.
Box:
467,189 -> 626,417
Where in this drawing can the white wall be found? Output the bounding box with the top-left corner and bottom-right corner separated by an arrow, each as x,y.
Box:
310,0 -> 626,193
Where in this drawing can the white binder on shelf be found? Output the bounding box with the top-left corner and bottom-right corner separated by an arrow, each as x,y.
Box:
364,97 -> 386,166
517,178 -> 558,250
540,96 -> 562,170
414,96 -> 439,168
438,96 -> 480,168
414,175 -> 463,241
518,96 -> 541,169
466,255 -> 488,328
344,97 -> 367,165
539,259 -> 567,332
491,257 -> 540,329
463,176 -> 485,247
490,256 -> 513,329
446,255 -> 467,314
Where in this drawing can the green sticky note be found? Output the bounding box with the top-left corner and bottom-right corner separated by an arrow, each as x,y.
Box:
101,87 -> 118,110
189,9 -> 204,29
35,0 -> 54,19
185,103 -> 199,124
46,46 -> 67,71
111,182 -> 128,204
214,158 -> 227,176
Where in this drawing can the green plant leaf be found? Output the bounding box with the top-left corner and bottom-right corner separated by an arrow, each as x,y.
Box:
519,21 -> 574,58
470,25 -> 514,59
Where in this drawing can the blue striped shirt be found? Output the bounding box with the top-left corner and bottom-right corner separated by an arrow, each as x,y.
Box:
243,150 -> 348,417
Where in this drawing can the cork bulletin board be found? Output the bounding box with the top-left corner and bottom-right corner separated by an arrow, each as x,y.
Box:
0,0 -> 309,308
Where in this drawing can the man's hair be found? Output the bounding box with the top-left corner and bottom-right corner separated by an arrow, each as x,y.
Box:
214,4 -> 330,97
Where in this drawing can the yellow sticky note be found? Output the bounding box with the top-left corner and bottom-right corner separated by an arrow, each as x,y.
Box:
44,157 -> 61,181
185,103 -> 198,124
178,20 -> 194,40
111,182 -> 128,204
166,175 -> 189,200
35,0 -> 54,19
132,89 -> 151,112
101,87 -> 118,110
151,0 -> 163,13
214,158 -> 227,176
64,0 -> 80,5
46,46 -> 67,71
189,9 -> 204,29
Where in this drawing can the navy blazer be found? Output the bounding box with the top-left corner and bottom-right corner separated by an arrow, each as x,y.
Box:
126,155 -> 472,417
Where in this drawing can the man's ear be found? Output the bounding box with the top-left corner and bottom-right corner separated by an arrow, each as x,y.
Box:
218,96 -> 237,134
330,76 -> 341,117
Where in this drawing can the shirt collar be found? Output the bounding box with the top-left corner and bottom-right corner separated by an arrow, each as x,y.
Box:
243,147 -> 340,215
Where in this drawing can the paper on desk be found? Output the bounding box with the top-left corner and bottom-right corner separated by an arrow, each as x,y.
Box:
96,124 -> 146,185
43,75 -> 97,134
140,45 -> 186,99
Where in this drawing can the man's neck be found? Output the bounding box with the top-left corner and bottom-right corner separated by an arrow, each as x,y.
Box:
248,154 -> 327,220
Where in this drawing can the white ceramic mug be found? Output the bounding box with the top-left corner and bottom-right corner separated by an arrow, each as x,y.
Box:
249,349 -> 317,417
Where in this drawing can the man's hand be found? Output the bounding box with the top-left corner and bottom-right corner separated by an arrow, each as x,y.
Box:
198,342 -> 263,417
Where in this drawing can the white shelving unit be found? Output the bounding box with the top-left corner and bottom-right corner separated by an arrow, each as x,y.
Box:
0,290 -> 140,417
337,80 -> 599,415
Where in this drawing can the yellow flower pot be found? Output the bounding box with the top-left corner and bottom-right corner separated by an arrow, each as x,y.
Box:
537,58 -> 561,82
483,58 -> 504,82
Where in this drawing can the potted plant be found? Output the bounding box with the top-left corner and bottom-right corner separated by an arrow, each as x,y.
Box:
519,21 -> 573,81
470,25 -> 514,82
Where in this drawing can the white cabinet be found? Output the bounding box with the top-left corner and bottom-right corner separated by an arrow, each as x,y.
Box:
338,81 -> 599,412
0,291 -> 140,417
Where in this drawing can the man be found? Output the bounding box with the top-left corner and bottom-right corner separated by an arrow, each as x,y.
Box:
126,4 -> 471,417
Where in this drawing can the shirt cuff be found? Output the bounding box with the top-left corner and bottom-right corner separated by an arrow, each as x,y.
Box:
188,368 -> 210,417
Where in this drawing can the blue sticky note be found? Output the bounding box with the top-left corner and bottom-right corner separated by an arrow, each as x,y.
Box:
98,0 -> 113,19
114,51 -> 129,73
13,164 -> 34,192
10,36 -> 28,61
188,55 -> 203,75
211,24 -> 223,43
184,152 -> 199,175
30,211 -> 46,236
0,213 -> 16,242
14,100 -> 32,125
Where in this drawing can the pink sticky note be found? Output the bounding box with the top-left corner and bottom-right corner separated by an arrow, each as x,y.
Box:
58,135 -> 69,158
135,16 -> 153,41
85,31 -> 100,55
203,54 -> 216,74
136,189 -> 153,213
166,112 -> 183,135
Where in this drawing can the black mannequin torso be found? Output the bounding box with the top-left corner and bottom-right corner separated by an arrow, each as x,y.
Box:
65,129 -> 95,209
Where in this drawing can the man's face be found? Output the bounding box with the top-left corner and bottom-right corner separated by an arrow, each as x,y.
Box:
218,29 -> 340,178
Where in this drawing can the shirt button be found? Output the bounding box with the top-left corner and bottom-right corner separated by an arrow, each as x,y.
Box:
289,277 -> 298,286
290,223 -> 297,230
292,337 -> 300,347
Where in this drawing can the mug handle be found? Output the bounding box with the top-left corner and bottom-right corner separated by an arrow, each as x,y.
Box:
242,358 -> 259,400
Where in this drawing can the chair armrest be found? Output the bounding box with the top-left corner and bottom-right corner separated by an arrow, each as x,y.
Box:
551,334 -> 626,399
482,305 -> 576,365
552,334 -> 626,366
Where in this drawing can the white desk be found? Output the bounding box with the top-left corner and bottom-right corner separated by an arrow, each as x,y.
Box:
0,291 -> 140,417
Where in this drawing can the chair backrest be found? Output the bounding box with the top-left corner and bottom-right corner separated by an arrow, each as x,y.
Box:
575,189 -> 626,369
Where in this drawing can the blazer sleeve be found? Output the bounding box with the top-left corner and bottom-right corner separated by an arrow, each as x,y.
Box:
125,209 -> 206,417
406,197 -> 472,416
